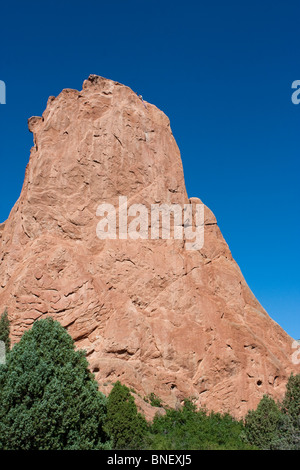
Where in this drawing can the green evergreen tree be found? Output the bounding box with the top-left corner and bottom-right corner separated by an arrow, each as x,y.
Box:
105,381 -> 148,449
0,309 -> 10,353
281,373 -> 300,425
0,317 -> 110,450
269,413 -> 300,450
243,395 -> 282,449
269,373 -> 300,450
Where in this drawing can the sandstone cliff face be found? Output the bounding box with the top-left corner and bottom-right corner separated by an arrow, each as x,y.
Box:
0,75 -> 298,417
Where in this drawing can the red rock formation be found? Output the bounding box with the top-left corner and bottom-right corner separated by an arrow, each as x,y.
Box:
0,75 -> 298,417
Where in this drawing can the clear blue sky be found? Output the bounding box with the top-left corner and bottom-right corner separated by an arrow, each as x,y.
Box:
0,1 -> 299,339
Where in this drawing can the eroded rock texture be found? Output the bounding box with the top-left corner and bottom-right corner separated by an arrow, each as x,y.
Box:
0,75 -> 298,417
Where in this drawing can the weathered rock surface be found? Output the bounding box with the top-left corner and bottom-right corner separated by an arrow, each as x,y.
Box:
0,75 -> 298,417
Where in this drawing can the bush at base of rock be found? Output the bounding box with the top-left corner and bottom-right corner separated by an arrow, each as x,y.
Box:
0,318 -> 110,450
0,309 -> 10,353
105,381 -> 148,450
146,399 -> 256,450
243,373 -> 300,450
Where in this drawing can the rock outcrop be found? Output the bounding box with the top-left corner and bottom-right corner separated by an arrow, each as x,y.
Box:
0,75 -> 298,417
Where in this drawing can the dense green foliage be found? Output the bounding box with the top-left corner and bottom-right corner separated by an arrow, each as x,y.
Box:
146,399 -> 255,450
281,373 -> 300,425
144,392 -> 164,407
243,395 -> 282,449
0,315 -> 298,450
0,318 -> 110,450
0,310 -> 10,353
243,374 -> 300,450
105,381 -> 148,449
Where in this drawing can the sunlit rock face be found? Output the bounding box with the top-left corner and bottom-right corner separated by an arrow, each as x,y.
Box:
0,75 -> 298,418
